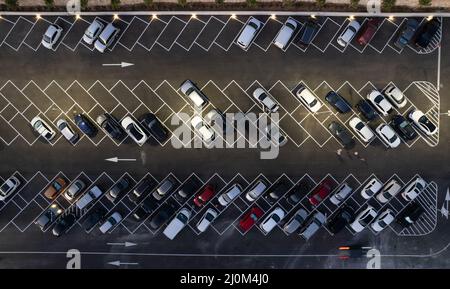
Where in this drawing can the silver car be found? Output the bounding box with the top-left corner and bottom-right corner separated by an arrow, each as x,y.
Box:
83,19 -> 105,45
63,179 -> 86,201
0,176 -> 21,201
283,209 -> 308,234
299,211 -> 326,240
253,88 -> 279,113
94,23 -> 120,53
337,20 -> 361,47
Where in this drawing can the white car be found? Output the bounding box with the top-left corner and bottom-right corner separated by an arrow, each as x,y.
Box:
360,178 -> 383,199
367,90 -> 393,116
376,179 -> 402,203
349,206 -> 378,233
370,209 -> 395,232
83,19 -> 105,45
63,179 -> 86,201
236,18 -> 262,49
76,185 -> 103,210
401,177 -> 426,201
295,86 -> 322,113
99,212 -> 122,234
0,176 -> 21,201
376,123 -> 401,148
163,208 -> 191,240
329,183 -> 353,206
349,117 -> 375,143
337,20 -> 361,47
264,123 -> 287,147
30,116 -> 56,141
204,109 -> 233,136
384,84 -> 407,108
196,208 -> 218,233
218,184 -> 242,206
409,109 -> 437,136
179,80 -> 209,109
191,115 -> 215,144
253,88 -> 279,113
94,23 -> 120,53
41,24 -> 63,49
56,119 -> 79,145
260,207 -> 285,234
121,116 -> 148,145
273,19 -> 297,49
245,179 -> 268,202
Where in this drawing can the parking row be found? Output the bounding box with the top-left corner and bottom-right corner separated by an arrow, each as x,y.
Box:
0,80 -> 440,149
0,172 -> 438,239
0,15 -> 441,54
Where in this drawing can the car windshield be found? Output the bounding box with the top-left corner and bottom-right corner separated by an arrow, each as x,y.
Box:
360,213 -> 374,225
249,22 -> 259,30
250,214 -> 258,221
374,95 -> 383,103
205,213 -> 215,222
33,120 -> 43,129
309,99 -> 318,107
378,219 -> 387,228
53,182 -> 62,190
1,183 -> 10,194
399,121 -> 409,129
389,134 -> 398,143
355,122 -> 364,130
272,215 -> 281,222
128,125 -> 143,138
43,35 -> 52,43
178,213 -> 189,223
108,217 -> 117,226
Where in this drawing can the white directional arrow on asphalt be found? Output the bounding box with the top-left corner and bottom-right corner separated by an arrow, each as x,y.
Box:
108,261 -> 139,267
102,62 -> 134,68
105,157 -> 136,163
107,242 -> 137,247
441,188 -> 450,219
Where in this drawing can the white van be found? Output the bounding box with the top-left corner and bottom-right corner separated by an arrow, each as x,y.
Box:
163,208 -> 191,240
179,80 -> 208,109
237,18 -> 262,49
274,19 -> 297,49
218,184 -> 242,206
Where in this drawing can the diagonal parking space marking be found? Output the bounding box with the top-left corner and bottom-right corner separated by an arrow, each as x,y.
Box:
21,81 -> 55,113
136,17 -> 167,51
43,81 -> 76,112
61,16 -> 92,51
87,81 -> 120,112
310,18 -> 341,52
195,16 -> 226,51
214,16 -> 246,51
118,16 -> 150,51
65,81 -> 105,113
253,16 -> 282,51
132,80 -> 165,113
0,81 -> 32,112
109,81 -> 143,113
175,17 -> 206,51
0,17 -> 15,46
3,16 -> 35,51
369,18 -> 404,54
156,16 -> 187,51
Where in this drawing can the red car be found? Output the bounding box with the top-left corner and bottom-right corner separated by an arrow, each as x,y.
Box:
239,206 -> 264,232
193,185 -> 215,207
357,18 -> 382,45
308,180 -> 334,206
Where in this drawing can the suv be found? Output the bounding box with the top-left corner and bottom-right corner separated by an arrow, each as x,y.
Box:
107,177 -> 130,203
299,212 -> 326,240
132,197 -> 158,221
328,121 -> 355,149
273,19 -> 297,49
83,19 -> 105,45
81,207 -> 106,233
297,19 -> 319,48
35,203 -> 63,231
142,113 -> 169,143
163,208 -> 191,240
326,206 -> 355,235
308,179 -> 334,206
391,115 -> 418,141
152,176 -> 177,201
129,178 -> 155,204
414,18 -> 440,49
253,88 -> 279,113
325,91 -> 351,113
237,18 -> 261,49
74,114 -> 97,137
263,181 -> 290,205
394,19 -> 419,49
357,18 -> 381,45
356,99 -> 378,121
396,202 -> 424,228
94,22 -> 120,53
96,113 -> 125,140
76,185 -> 103,210
149,203 -> 177,230
180,80 -> 208,109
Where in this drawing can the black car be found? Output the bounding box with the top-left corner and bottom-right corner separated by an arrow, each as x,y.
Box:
297,19 -> 319,48
52,213 -> 76,237
74,113 -> 97,137
107,177 -> 130,202
414,18 -> 440,49
325,91 -> 352,113
142,113 -> 169,143
263,181 -> 291,205
81,207 -> 106,233
132,197 -> 158,221
391,115 -> 418,141
394,18 -> 419,49
35,203 -> 63,231
129,177 -> 156,204
356,99 -> 378,121
396,202 -> 424,228
96,113 -> 125,140
149,203 -> 177,230
328,121 -> 355,149
152,176 -> 178,201
175,177 -> 203,202
326,206 -> 355,235
286,178 -> 313,205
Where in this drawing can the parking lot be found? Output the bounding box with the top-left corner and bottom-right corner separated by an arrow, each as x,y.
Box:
0,13 -> 448,269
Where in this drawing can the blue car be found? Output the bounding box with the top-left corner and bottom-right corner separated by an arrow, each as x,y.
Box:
74,114 -> 97,137
356,100 -> 378,121
325,91 -> 352,113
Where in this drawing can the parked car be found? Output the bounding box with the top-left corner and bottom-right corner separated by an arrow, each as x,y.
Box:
253,88 -> 279,113
299,212 -> 326,240
337,20 -> 361,47
52,213 -> 76,237
286,178 -> 313,205
376,123 -> 401,148
376,179 -> 402,203
175,177 -> 203,202
0,176 -> 21,201
152,176 -> 177,201
179,80 -> 208,109
370,209 -> 395,232
63,179 -> 86,201
44,177 -> 67,200
414,18 -> 440,49
132,197 -> 158,221
325,91 -> 351,113
128,177 -> 155,204
357,18 -> 382,45
245,179 -> 269,202
236,18 -> 262,49
76,185 -> 103,210
329,183 -> 353,206
283,208 -> 308,234
349,206 -> 378,233
56,119 -> 79,145
263,181 -> 290,205
142,113 -> 169,143
401,177 -> 426,201
191,116 -> 215,144
94,22 -> 120,53
96,113 -> 125,140
394,18 -> 419,49
74,114 -> 97,137
356,99 -> 378,121
396,202 -> 424,228
31,116 -> 56,141
35,203 -> 63,231
391,115 -> 418,141
41,24 -> 63,49
196,208 -> 218,233
239,206 -> 264,232
107,177 -> 130,203
273,19 -> 297,49
328,121 -> 355,149
297,19 -> 319,48
149,203 -> 177,230
349,117 -> 375,143
218,184 -> 242,206
360,178 -> 383,199
264,123 -> 288,147
383,84 -> 407,108
409,109 -> 437,136
99,212 -> 122,233
83,19 -> 105,45
163,208 -> 191,240
326,206 -> 355,235
204,109 -> 233,136
367,90 -> 393,116
295,86 -> 322,113
308,179 -> 334,206
193,185 -> 215,207
81,207 -> 106,233
121,116 -> 148,145
260,207 -> 285,234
